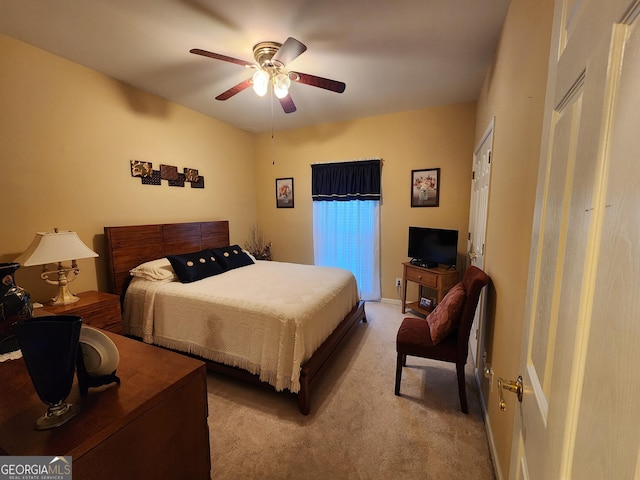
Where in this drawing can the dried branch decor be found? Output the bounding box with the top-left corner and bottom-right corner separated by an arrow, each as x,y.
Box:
244,224 -> 272,261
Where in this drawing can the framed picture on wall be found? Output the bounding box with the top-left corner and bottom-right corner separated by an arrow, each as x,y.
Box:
276,177 -> 294,208
411,168 -> 440,207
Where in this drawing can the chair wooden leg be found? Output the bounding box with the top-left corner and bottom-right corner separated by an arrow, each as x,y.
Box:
456,362 -> 469,414
395,353 -> 404,395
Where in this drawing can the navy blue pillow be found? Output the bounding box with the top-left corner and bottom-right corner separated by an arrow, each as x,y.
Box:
210,245 -> 254,270
167,249 -> 226,283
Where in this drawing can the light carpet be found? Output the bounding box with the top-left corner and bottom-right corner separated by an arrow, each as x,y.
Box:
206,300 -> 495,479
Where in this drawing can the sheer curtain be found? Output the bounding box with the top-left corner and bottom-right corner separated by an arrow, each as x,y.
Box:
312,160 -> 381,301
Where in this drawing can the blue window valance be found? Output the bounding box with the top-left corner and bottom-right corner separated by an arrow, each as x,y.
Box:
311,159 -> 381,201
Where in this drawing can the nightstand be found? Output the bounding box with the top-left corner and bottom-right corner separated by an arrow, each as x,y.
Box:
40,291 -> 122,334
401,262 -> 460,315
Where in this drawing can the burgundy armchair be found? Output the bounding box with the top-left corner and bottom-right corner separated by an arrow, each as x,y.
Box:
395,265 -> 490,413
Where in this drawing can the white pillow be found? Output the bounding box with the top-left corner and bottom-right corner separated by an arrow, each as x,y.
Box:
130,258 -> 177,281
242,249 -> 258,262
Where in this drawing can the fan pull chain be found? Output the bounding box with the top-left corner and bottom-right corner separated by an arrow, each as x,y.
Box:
271,89 -> 275,165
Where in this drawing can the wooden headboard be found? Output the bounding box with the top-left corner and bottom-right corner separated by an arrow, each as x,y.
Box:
104,220 -> 230,296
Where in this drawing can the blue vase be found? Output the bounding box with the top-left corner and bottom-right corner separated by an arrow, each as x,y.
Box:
13,315 -> 83,430
0,262 -> 33,354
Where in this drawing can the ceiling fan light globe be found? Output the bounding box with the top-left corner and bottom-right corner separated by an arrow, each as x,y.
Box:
253,84 -> 268,97
274,88 -> 288,99
252,70 -> 269,97
274,73 -> 291,99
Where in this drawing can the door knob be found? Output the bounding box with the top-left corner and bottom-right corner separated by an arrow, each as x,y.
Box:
497,375 -> 523,411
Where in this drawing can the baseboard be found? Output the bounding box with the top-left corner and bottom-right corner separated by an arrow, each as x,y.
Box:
380,297 -> 401,305
474,368 -> 503,480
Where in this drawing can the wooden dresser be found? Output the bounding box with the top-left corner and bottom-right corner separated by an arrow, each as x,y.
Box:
0,331 -> 211,479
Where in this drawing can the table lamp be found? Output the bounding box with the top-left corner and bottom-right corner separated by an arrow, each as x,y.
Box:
14,229 -> 98,306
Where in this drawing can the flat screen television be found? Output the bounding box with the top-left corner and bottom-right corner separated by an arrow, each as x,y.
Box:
408,226 -> 459,269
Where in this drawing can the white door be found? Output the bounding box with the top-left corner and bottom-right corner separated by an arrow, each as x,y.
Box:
508,0 -> 640,478
468,118 -> 493,368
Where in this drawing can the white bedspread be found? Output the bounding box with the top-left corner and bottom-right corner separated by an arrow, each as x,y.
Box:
123,261 -> 359,393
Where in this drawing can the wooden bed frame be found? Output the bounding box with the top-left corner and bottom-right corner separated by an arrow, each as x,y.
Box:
104,220 -> 366,414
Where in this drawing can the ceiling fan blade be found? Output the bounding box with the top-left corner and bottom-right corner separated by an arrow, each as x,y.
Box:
278,94 -> 297,114
291,72 -> 346,93
190,48 -> 254,68
272,37 -> 307,67
215,78 -> 253,101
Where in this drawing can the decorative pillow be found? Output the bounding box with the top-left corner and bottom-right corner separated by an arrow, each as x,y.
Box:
166,249 -> 226,283
211,245 -> 255,270
426,283 -> 466,345
130,258 -> 177,282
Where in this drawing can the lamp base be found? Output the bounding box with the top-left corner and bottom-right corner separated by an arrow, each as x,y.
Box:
49,284 -> 80,306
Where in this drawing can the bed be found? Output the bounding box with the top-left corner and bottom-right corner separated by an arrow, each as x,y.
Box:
104,220 -> 366,414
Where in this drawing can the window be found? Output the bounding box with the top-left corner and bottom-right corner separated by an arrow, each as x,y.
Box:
311,160 -> 381,300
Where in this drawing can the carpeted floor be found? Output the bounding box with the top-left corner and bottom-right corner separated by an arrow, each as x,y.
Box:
206,301 -> 495,479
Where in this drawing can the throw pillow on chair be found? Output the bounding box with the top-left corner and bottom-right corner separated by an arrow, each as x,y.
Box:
426,283 -> 466,344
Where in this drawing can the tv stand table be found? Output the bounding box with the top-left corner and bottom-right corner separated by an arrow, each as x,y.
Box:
402,262 -> 460,315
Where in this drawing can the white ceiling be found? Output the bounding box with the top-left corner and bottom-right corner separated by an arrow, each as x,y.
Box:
0,0 -> 510,134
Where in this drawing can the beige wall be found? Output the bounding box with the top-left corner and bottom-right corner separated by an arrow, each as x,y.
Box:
0,34 -> 256,302
474,0 -> 554,477
253,104 -> 477,300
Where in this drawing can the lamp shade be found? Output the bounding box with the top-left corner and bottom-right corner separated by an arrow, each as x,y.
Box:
15,231 -> 98,266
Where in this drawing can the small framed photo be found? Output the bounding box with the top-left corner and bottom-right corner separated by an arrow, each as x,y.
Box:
419,297 -> 433,309
411,168 -> 440,207
276,177 -> 294,208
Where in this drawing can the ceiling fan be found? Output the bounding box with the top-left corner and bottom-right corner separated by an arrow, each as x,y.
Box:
190,37 -> 346,114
